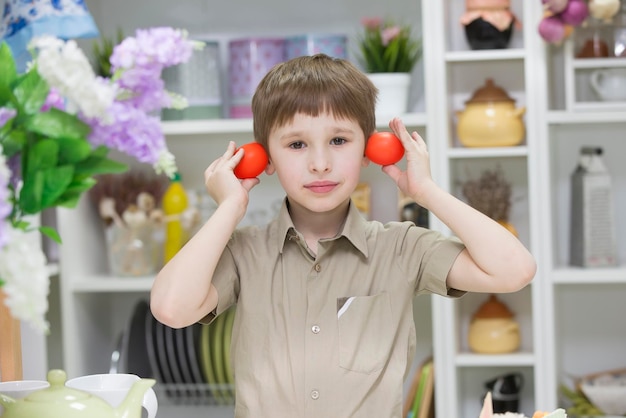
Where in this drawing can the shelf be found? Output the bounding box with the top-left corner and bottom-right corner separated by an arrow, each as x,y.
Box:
71,277 -> 154,293
546,111 -> 626,125
571,57 -> 626,69
445,48 -> 526,63
161,113 -> 427,136
551,267 -> 626,284
455,352 -> 535,367
447,146 -> 528,159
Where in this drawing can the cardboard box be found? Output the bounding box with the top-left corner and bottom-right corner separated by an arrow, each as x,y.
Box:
569,147 -> 618,267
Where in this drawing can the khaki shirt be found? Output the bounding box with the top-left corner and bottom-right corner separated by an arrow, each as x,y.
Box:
208,199 -> 465,418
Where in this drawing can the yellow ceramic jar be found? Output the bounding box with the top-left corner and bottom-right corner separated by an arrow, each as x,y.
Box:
468,294 -> 520,354
456,78 -> 526,147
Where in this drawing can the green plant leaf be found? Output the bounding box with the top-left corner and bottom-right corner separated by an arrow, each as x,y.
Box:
56,137 -> 92,164
74,146 -> 128,176
40,165 -> 74,208
12,68 -> 49,115
25,108 -> 91,141
19,170 -> 44,213
0,42 -> 18,104
55,177 -> 97,208
25,138 -> 59,174
0,125 -> 26,157
39,225 -> 62,244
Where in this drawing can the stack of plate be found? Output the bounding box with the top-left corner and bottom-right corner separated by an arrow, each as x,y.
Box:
114,299 -> 236,405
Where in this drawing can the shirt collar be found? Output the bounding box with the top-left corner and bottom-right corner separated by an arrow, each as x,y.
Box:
276,197 -> 369,257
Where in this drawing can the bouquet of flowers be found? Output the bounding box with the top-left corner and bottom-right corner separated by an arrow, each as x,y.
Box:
0,26 -> 201,332
357,17 -> 422,73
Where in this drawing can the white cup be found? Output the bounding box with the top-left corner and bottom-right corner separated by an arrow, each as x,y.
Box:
590,68 -> 626,101
0,380 -> 50,414
66,373 -> 158,418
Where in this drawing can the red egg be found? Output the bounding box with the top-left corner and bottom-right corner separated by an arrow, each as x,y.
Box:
365,132 -> 405,166
234,142 -> 269,179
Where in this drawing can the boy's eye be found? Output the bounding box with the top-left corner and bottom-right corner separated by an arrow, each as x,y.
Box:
289,141 -> 304,149
331,137 -> 347,145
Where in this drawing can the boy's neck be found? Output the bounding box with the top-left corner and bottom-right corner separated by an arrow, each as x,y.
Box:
287,198 -> 350,243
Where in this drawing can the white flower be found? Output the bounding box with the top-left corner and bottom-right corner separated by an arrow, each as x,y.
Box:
0,225 -> 50,333
154,150 -> 177,179
29,36 -> 115,119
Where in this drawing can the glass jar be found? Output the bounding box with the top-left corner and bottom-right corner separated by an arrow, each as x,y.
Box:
613,0 -> 626,57
105,223 -> 160,277
575,17 -> 612,58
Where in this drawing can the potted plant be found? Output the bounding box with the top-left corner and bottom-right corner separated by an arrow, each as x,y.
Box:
357,17 -> 422,116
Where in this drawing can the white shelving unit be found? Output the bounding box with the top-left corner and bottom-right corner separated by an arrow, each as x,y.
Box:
563,39 -> 626,111
422,2 -> 548,418
44,1 -> 626,417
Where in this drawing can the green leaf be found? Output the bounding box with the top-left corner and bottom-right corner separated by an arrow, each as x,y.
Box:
40,165 -> 74,208
25,108 -> 91,141
0,42 -> 17,103
39,226 -> 62,244
25,139 -> 59,174
56,137 -> 92,164
74,147 -> 128,176
12,68 -> 49,115
55,177 -> 97,208
0,124 -> 26,157
19,170 -> 44,213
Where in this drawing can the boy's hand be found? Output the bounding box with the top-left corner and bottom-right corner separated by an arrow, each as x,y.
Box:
382,117 -> 436,206
204,141 -> 260,208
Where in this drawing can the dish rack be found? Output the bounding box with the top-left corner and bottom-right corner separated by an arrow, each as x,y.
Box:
154,383 -> 236,406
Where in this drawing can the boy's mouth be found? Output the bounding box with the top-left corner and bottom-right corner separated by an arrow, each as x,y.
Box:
305,181 -> 338,193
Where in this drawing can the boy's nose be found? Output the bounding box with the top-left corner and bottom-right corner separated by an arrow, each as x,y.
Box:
309,149 -> 331,173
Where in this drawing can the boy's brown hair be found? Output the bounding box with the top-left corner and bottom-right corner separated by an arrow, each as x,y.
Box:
251,54 -> 378,153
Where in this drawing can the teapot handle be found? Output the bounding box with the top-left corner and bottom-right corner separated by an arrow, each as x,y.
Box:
590,70 -> 606,96
142,387 -> 158,418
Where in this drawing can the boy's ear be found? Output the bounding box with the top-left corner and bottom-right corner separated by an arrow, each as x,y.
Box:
362,155 -> 370,167
265,159 -> 275,175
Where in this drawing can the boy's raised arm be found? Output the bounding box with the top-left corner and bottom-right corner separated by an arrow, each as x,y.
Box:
383,118 -> 536,294
150,142 -> 259,328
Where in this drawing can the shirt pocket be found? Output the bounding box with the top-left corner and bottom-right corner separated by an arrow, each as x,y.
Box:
337,292 -> 393,374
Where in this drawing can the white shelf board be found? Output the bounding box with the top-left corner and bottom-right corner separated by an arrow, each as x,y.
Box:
551,266 -> 626,284
447,146 -> 528,159
162,113 -> 427,136
445,48 -> 526,63
455,352 -> 535,367
71,276 -> 154,293
547,111 -> 626,125
572,57 -> 626,69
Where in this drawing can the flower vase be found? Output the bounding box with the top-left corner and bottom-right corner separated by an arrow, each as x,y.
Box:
367,73 -> 411,118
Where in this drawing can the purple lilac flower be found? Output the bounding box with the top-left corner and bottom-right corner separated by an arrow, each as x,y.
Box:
85,101 -> 166,165
0,107 -> 17,127
114,66 -> 171,113
110,27 -> 193,73
0,148 -> 12,249
40,87 -> 65,112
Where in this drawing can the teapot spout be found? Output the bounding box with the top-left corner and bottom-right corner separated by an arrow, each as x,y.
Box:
115,378 -> 156,418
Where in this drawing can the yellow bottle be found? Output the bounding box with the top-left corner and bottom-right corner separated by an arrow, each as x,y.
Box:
162,172 -> 188,263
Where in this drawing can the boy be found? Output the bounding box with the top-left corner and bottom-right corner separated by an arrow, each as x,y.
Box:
150,54 -> 536,417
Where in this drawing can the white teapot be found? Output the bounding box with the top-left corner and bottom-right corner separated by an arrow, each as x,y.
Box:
590,68 -> 626,101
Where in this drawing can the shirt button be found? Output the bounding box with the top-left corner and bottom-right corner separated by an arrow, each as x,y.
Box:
314,263 -> 321,272
311,325 -> 320,334
311,390 -> 320,400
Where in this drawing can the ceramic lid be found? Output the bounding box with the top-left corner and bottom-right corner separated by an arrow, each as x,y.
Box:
24,370 -> 92,403
466,78 -> 515,104
472,294 -> 514,319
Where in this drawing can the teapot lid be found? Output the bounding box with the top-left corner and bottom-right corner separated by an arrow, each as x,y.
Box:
472,294 -> 514,319
24,370 -> 93,403
466,78 -> 515,104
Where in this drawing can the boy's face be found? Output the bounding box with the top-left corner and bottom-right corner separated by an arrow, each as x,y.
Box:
265,112 -> 369,214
